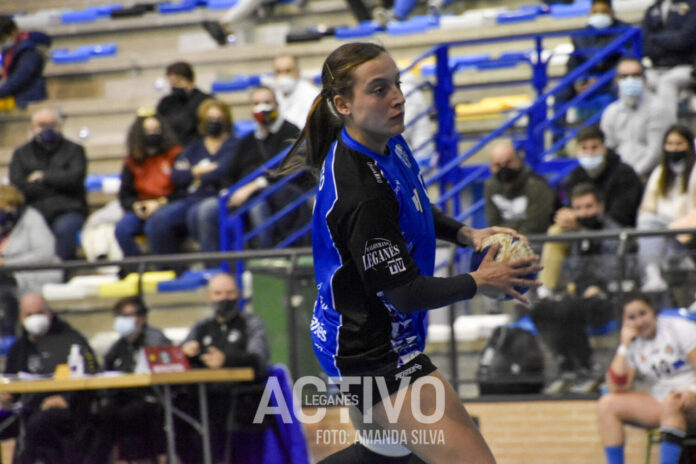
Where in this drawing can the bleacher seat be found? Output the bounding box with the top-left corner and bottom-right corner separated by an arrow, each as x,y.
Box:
550,0 -> 591,19
385,16 -> 436,36
234,120 -> 256,137
158,268 -> 222,292
61,9 -> 100,24
52,44 -> 118,64
496,7 -> 540,24
98,271 -> 177,298
159,0 -> 199,14
44,274 -> 120,300
212,75 -> 262,93
335,22 -> 382,39
456,94 -> 531,121
208,0 -> 239,8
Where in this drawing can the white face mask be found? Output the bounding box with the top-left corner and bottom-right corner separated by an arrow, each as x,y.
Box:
587,13 -> 612,29
274,75 -> 298,96
113,315 -> 137,338
578,153 -> 605,172
23,314 -> 50,337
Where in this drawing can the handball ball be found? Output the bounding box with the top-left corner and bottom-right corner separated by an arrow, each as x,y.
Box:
470,233 -> 538,300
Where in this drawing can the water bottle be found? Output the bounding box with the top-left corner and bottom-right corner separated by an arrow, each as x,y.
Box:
68,344 -> 85,377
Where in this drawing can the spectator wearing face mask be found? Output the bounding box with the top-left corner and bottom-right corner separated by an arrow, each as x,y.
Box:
222,86 -> 311,248
1,293 -> 105,463
601,58 -> 676,180
533,183 -> 624,394
114,111 -> 183,258
484,141 -> 558,236
159,99 -> 239,255
0,16 -> 51,107
178,273 -> 270,464
101,297 -> 170,462
552,0 -> 629,139
637,124 -> 696,292
643,0 -> 696,121
9,108 -> 87,261
268,54 -> 319,130
0,184 -> 60,335
156,61 -> 211,146
541,126 -> 642,292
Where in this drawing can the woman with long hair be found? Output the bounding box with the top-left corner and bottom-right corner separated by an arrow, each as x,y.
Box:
277,42 -> 541,463
597,293 -> 696,464
636,124 -> 696,292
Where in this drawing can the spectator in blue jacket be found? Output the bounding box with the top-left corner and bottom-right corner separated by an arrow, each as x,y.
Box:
0,16 -> 50,107
165,98 -> 238,254
643,0 -> 696,119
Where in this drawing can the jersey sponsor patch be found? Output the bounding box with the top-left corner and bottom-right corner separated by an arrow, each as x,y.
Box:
311,315 -> 327,342
362,238 -> 406,275
366,161 -> 384,184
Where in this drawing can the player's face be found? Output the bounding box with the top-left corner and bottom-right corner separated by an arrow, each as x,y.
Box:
334,53 -> 405,152
623,300 -> 657,339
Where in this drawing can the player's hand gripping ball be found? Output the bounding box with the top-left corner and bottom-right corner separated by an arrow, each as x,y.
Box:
470,233 -> 538,300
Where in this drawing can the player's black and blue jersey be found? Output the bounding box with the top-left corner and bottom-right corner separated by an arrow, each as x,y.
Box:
310,128 -> 436,378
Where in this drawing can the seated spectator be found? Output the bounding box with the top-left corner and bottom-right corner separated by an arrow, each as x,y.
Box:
0,16 -> 51,107
561,125 -> 642,227
600,57 -> 676,180
597,293 -> 696,464
637,124 -> 696,292
643,0 -> 696,121
9,108 -> 87,261
178,273 -> 270,463
80,199 -> 124,273
156,62 -> 211,146
544,126 -> 642,290
484,141 -> 558,236
114,111 -> 183,258
102,297 -> 170,462
0,185 -> 61,334
268,54 -> 319,130
553,0 -> 628,138
533,183 -> 622,394
1,293 -> 106,463
164,98 -> 238,254
222,86 -> 311,248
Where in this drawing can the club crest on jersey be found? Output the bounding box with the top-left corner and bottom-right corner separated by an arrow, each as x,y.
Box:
362,238 -> 406,275
394,144 -> 411,168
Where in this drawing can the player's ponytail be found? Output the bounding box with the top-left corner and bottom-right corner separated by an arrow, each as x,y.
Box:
275,42 -> 386,177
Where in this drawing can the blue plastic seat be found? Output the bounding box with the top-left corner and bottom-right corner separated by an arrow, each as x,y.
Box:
159,0 -> 198,13
52,48 -> 92,64
335,22 -> 381,39
94,4 -> 124,16
89,43 -> 118,57
496,8 -> 539,24
386,15 -> 435,35
207,0 -> 238,8
61,9 -> 100,24
420,53 -> 490,76
550,0 -> 591,18
212,75 -> 260,92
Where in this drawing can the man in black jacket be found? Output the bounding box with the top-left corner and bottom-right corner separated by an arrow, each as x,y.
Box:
1,293 -> 106,463
561,125 -> 642,227
156,61 -> 211,146
178,272 -> 270,463
9,108 -> 87,261
224,85 -> 311,248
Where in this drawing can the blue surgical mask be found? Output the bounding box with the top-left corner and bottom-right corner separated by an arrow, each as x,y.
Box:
618,77 -> 644,100
587,13 -> 612,29
113,315 -> 137,338
578,154 -> 605,172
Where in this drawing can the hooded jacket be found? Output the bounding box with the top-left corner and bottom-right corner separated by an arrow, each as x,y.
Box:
0,31 -> 51,106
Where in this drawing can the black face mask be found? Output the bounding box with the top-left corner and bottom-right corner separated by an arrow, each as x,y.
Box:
171,87 -> 188,100
577,215 -> 603,230
0,209 -> 18,237
213,298 -> 239,320
36,128 -> 61,148
205,120 -> 225,137
664,150 -> 689,164
495,166 -> 522,183
144,133 -> 163,151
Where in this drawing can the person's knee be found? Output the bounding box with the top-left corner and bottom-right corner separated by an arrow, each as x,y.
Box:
597,393 -> 620,418
660,393 -> 684,421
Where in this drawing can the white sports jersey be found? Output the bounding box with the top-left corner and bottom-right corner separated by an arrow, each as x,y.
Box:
627,315 -> 696,400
